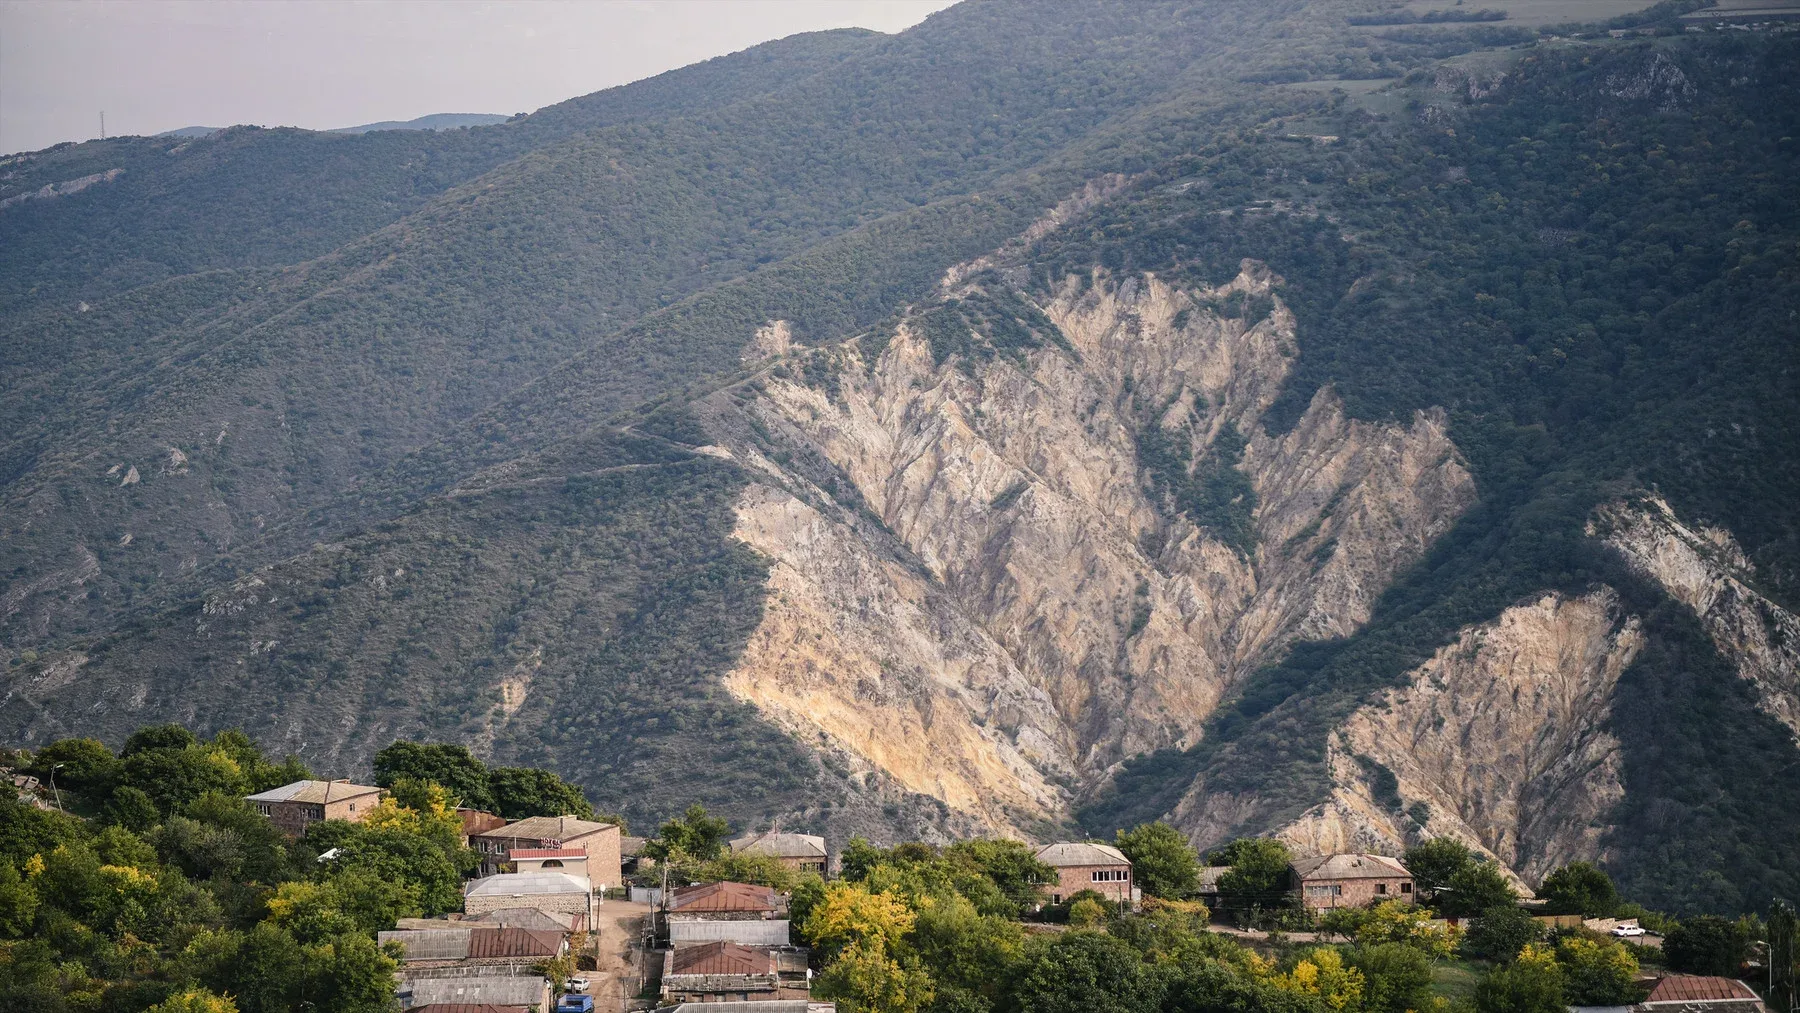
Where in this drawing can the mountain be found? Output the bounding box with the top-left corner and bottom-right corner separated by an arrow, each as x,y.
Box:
329,113 -> 510,134
2,0 -> 1797,917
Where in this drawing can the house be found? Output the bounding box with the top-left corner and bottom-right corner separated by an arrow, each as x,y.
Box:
621,835 -> 650,875
660,941 -> 787,1004
245,779 -> 384,836
457,808 -> 507,845
1637,975 -> 1767,1012
509,847 -> 587,876
1289,854 -> 1413,910
1034,842 -> 1135,906
464,870 -> 594,926
408,1005 -> 530,1013
729,832 -> 829,874
1197,865 -> 1230,904
397,970 -> 550,1010
667,880 -> 790,946
379,926 -> 566,967
468,814 -> 621,888
664,1004 -> 836,1013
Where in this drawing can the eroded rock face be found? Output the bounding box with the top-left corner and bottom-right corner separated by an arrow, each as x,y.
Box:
1594,496 -> 1800,741
707,266 -> 1474,832
1281,590 -> 1642,887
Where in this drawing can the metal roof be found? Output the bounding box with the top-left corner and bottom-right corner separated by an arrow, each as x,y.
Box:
405,976 -> 545,1006
244,779 -> 383,804
1035,842 -> 1130,867
470,815 -> 615,842
666,1003 -> 834,1013
465,907 -> 581,931
670,881 -> 778,913
669,941 -> 775,976
380,928 -> 474,961
1644,977 -> 1761,1004
730,832 -> 827,860
1289,854 -> 1410,881
509,848 -> 586,860
409,1005 -> 531,1013
465,871 -> 590,897
467,927 -> 565,959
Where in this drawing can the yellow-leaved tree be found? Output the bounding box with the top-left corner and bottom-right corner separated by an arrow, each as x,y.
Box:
801,881 -> 917,959
1270,947 -> 1366,1012
1356,899 -> 1463,959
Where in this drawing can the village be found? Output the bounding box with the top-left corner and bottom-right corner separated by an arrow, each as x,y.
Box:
234,775 -> 1774,1013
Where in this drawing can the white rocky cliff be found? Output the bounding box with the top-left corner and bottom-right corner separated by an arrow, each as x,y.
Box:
701,263 -> 1475,833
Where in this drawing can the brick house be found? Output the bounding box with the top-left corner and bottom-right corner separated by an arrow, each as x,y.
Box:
1289,854 -> 1413,910
1034,842 -> 1135,905
245,779 -> 384,836
728,832 -> 829,874
468,815 -> 622,887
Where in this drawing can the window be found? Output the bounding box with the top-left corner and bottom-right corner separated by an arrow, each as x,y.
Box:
542,859 -> 564,868
1377,883 -> 1387,895
1092,869 -> 1128,882
1400,882 -> 1412,894
348,802 -> 356,812
1305,884 -> 1344,899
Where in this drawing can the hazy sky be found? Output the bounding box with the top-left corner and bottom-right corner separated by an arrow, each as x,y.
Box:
0,0 -> 956,155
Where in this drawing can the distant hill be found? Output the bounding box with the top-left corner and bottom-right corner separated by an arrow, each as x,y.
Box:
154,125 -> 225,138
329,112 -> 510,134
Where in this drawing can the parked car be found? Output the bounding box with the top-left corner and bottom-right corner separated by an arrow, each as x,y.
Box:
1612,924 -> 1647,937
556,995 -> 596,1013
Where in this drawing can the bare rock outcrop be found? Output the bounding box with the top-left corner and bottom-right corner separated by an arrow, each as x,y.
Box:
1282,590 -> 1642,887
708,264 -> 1473,832
1594,496 -> 1800,741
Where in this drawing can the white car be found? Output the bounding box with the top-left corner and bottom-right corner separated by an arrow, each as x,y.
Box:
1612,924 -> 1647,937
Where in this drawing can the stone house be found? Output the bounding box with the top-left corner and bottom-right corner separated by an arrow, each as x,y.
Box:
244,779 -> 384,836
1289,854 -> 1413,910
468,814 -> 622,888
464,871 -> 594,927
660,942 -> 795,1004
728,832 -> 829,874
1034,842 -> 1135,905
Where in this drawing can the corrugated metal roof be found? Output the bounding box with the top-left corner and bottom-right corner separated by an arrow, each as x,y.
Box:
510,848 -> 586,860
406,976 -> 545,1006
244,779 -> 383,804
730,832 -> 827,860
1035,842 -> 1130,867
465,872 -> 590,897
466,907 -> 581,931
669,941 -> 774,976
1644,976 -> 1760,1004
1290,854 -> 1410,881
467,927 -> 565,959
409,1005 -> 530,1013
471,815 -> 615,843
670,881 -> 778,913
380,928 -> 474,961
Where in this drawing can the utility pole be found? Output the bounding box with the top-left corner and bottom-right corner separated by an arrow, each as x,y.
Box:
48,763 -> 65,812
100,112 -> 105,140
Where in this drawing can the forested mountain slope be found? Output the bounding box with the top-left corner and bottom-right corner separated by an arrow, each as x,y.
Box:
2,1 -> 1797,917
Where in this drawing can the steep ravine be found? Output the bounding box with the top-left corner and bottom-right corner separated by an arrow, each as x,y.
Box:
699,266 -> 1475,833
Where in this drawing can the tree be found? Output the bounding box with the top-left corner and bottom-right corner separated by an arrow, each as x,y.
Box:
27,738 -> 120,796
121,724 -> 197,757
646,803 -> 730,862
1068,897 -> 1108,929
1270,946 -> 1365,1013
815,938 -> 934,1013
119,747 -> 243,817
1401,838 -> 1475,899
686,851 -> 803,892
101,786 -> 161,833
1115,822 -> 1200,899
0,861 -> 39,938
487,765 -> 596,821
1014,931 -> 1163,1013
1474,944 -> 1564,1013
942,838 -> 1056,915
1348,942 -> 1434,1013
802,881 -> 916,958
1439,861 -> 1515,918
1465,904 -> 1543,963
1555,936 -> 1642,1006
1663,916 -> 1752,977
371,741 -> 494,812
910,892 -> 1023,1003
1354,900 -> 1461,959
1538,862 -> 1618,917
145,990 -> 239,1013
1770,901 -> 1798,1013
1215,838 -> 1291,904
